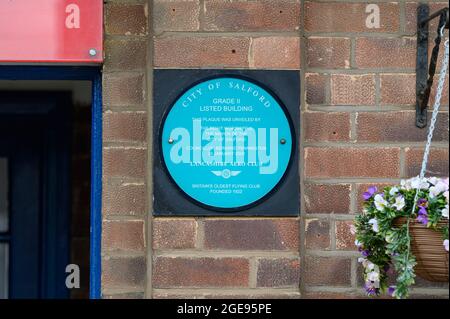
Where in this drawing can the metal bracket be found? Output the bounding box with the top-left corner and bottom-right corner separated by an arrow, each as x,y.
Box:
416,4 -> 449,128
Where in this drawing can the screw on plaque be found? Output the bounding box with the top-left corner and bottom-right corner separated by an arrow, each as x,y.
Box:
89,49 -> 97,57
168,138 -> 174,144
280,138 -> 287,145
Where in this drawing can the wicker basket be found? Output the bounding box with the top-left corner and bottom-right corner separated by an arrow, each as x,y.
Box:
394,217 -> 449,282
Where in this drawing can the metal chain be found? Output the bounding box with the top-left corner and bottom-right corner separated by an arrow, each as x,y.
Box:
415,35 -> 449,201
404,35 -> 449,270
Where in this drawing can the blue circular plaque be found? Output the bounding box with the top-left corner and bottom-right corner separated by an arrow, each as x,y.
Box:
161,77 -> 293,210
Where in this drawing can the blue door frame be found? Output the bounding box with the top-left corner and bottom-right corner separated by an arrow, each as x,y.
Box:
0,66 -> 102,299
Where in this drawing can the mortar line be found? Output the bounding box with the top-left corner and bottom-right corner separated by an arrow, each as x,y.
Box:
330,219 -> 336,250
400,147 -> 407,178
145,0 -> 154,300
249,257 -> 258,289
350,183 -> 357,215
375,73 -> 381,105
299,0 -> 308,299
153,250 -> 300,258
196,218 -> 205,250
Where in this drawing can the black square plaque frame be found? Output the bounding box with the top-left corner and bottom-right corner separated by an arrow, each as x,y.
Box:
153,69 -> 300,216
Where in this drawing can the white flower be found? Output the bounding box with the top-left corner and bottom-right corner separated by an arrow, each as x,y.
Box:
444,239 -> 449,252
389,187 -> 399,196
368,218 -> 379,233
428,177 -> 439,186
400,179 -> 410,190
374,194 -> 388,211
429,181 -> 448,198
410,177 -> 429,190
355,239 -> 362,247
392,195 -> 406,211
366,262 -> 375,271
442,205 -> 449,219
359,258 -> 375,271
368,271 -> 379,282
444,191 -> 449,203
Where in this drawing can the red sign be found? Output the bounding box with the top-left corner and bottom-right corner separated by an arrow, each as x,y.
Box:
0,0 -> 103,63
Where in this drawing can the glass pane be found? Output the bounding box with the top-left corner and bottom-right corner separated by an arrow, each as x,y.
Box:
0,243 -> 8,299
0,158 -> 8,232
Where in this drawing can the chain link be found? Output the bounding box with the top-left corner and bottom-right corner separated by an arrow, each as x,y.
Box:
419,38 -> 449,181
404,37 -> 449,270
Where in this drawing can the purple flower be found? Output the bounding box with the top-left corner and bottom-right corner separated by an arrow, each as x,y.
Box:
362,250 -> 370,257
363,186 -> 378,200
417,207 -> 429,225
364,282 -> 379,296
418,198 -> 428,207
388,286 -> 396,297
418,206 -> 427,215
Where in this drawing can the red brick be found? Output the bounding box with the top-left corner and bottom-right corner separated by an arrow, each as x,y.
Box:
105,4 -> 148,35
102,257 -> 146,289
153,219 -> 197,249
204,0 -> 300,31
356,111 -> 449,142
405,3 -> 449,35
154,37 -> 250,68
355,38 -> 415,69
305,219 -> 330,250
307,37 -> 351,69
405,148 -> 449,177
305,148 -> 400,178
335,220 -> 356,250
356,183 -> 392,212
104,39 -> 147,71
103,183 -> 147,216
303,256 -> 352,286
102,220 -> 145,252
251,37 -> 300,69
103,73 -> 145,107
304,184 -> 351,214
153,257 -> 249,288
304,112 -> 351,142
414,276 -> 449,289
153,0 -> 200,33
380,74 -> 415,105
306,73 -> 328,105
256,258 -> 300,287
153,292 -> 301,299
331,74 -> 376,105
103,148 -> 146,178
305,2 -> 399,33
203,219 -> 299,250
303,292 -> 365,299
103,112 -> 147,142
430,74 -> 449,106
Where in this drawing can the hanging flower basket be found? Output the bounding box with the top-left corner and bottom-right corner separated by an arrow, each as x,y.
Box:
354,177 -> 449,299
393,217 -> 448,282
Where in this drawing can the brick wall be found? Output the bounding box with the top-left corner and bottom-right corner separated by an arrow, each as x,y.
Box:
152,0 -> 302,299
101,0 -> 449,299
303,0 -> 448,298
102,0 -> 149,299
